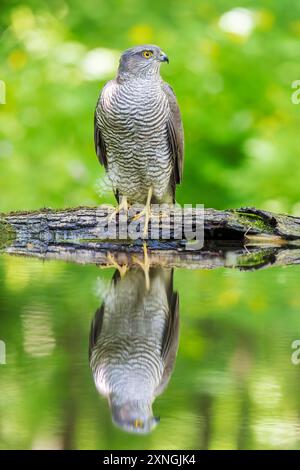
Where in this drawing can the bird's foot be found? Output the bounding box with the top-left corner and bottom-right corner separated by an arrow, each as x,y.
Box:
132,187 -> 153,238
108,196 -> 128,222
105,252 -> 128,277
132,205 -> 152,238
132,243 -> 150,290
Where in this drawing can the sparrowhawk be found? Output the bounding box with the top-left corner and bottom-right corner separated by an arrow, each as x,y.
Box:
94,44 -> 184,233
89,267 -> 179,434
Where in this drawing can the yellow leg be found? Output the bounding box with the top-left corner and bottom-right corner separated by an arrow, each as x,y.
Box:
132,187 -> 153,237
104,252 -> 128,277
132,243 -> 150,290
108,196 -> 128,222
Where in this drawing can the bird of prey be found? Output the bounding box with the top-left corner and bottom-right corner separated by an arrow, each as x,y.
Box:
89,267 -> 179,434
94,44 -> 184,235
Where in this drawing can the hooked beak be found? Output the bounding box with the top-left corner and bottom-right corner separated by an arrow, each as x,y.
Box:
159,53 -> 169,64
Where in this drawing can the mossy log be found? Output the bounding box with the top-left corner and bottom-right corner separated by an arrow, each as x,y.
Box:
0,205 -> 300,269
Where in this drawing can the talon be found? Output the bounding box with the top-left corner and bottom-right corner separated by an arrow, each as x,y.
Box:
108,196 -> 128,222
132,243 -> 150,290
132,207 -> 152,237
132,187 -> 153,238
132,209 -> 146,222
106,252 -> 128,277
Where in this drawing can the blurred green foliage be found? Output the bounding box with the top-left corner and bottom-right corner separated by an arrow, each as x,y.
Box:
1,256 -> 300,449
2,2 -> 300,451
1,0 -> 300,212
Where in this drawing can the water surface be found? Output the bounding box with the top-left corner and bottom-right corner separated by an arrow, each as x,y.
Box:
0,254 -> 300,450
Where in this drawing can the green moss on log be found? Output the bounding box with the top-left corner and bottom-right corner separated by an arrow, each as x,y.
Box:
236,248 -> 274,268
0,219 -> 16,249
232,210 -> 275,233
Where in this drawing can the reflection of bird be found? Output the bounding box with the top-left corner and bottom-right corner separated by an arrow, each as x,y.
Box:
94,44 -> 184,234
89,267 -> 179,434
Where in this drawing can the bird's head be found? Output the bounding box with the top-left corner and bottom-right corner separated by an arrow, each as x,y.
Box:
110,400 -> 160,434
117,45 -> 169,79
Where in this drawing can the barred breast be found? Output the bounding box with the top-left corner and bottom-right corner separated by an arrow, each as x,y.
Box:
97,78 -> 174,204
89,269 -> 169,401
92,333 -> 165,401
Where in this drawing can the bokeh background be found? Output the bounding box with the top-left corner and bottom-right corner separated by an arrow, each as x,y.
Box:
1,0 -> 300,213
1,256 -> 300,450
1,1 -> 300,451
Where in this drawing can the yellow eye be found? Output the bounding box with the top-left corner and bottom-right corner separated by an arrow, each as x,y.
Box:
142,50 -> 153,59
134,419 -> 143,428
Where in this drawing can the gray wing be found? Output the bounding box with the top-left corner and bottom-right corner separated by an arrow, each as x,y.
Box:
162,82 -> 184,185
95,81 -> 120,201
94,109 -> 107,168
94,80 -> 116,168
89,303 -> 105,360
155,271 -> 180,396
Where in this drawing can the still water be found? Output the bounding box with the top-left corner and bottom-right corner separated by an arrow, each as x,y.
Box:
0,253 -> 300,450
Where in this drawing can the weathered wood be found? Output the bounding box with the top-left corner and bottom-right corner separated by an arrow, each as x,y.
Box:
1,205 -> 300,269
2,205 -> 300,240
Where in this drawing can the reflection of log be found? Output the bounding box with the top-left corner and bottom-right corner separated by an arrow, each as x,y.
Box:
3,239 -> 300,270
1,205 -> 300,269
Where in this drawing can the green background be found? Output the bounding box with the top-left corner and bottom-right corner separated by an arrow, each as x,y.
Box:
1,0 -> 300,212
1,256 -> 300,450
1,1 -> 300,450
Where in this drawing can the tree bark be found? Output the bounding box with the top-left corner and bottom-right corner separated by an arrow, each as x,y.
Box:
1,205 -> 300,269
